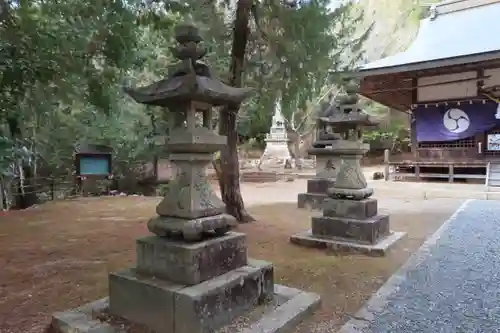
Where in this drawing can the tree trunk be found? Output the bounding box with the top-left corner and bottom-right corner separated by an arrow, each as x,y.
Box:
217,0 -> 255,223
8,117 -> 38,209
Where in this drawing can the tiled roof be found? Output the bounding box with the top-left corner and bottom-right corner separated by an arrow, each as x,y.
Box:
361,0 -> 500,71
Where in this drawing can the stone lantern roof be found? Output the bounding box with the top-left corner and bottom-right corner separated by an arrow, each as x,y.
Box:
124,23 -> 252,107
319,81 -> 379,127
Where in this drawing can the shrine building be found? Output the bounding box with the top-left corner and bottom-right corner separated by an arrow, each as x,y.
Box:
356,0 -> 500,184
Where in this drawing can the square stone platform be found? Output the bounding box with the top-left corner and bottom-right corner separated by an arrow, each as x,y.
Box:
50,280 -> 320,333
50,232 -> 321,333
292,198 -> 406,256
109,259 -> 273,333
290,230 -> 406,256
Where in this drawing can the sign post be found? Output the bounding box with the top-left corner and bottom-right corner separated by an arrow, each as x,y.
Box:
74,144 -> 112,196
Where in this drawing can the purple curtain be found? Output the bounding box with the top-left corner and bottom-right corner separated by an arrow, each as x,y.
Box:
414,101 -> 500,142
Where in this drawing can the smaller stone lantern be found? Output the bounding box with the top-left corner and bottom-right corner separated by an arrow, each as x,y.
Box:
298,93 -> 344,209
291,80 -> 406,256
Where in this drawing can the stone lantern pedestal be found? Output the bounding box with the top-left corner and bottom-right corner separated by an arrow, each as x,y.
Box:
50,23 -> 319,333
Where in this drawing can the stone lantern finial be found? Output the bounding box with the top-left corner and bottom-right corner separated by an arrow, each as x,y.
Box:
169,22 -> 208,75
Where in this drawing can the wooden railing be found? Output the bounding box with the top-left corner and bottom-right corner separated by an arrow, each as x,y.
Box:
416,147 -> 477,161
3,176 -> 78,210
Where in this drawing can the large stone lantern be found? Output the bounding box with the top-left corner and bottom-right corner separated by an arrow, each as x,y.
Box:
107,24 -> 266,332
50,23 -> 320,333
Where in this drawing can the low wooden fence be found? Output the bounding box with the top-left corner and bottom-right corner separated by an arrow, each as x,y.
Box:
1,176 -> 79,210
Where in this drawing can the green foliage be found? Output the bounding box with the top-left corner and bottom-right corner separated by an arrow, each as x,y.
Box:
364,125 -> 410,153
364,130 -> 395,142
156,183 -> 170,197
235,0 -> 370,137
362,98 -> 390,116
0,0 -> 371,182
0,0 -> 182,178
0,136 -> 31,177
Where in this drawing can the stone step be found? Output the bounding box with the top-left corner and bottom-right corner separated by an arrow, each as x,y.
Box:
240,172 -> 279,183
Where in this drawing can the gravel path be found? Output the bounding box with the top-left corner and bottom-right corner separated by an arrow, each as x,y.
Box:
340,199 -> 500,333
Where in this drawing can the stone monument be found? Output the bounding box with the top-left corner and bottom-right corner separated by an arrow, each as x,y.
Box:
291,80 -> 406,256
258,92 -> 292,169
50,23 -> 320,333
297,93 -> 344,209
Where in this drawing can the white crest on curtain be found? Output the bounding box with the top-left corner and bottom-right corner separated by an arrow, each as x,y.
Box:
495,102 -> 500,120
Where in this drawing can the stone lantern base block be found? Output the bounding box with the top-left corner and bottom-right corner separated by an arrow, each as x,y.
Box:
108,259 -> 274,333
297,193 -> 328,210
136,232 -> 248,285
311,214 -> 390,244
306,178 -> 335,194
323,198 -> 378,220
290,230 -> 406,257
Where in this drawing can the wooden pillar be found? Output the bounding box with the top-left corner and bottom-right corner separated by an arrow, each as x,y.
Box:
411,78 -> 419,161
409,77 -> 420,183
448,164 -> 454,183
384,149 -> 390,181
411,117 -> 418,161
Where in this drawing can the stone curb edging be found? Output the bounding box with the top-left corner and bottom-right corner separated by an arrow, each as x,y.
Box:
337,199 -> 474,333
240,285 -> 321,333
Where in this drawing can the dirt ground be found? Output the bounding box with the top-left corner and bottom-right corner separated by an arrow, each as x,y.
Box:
0,195 -> 462,333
